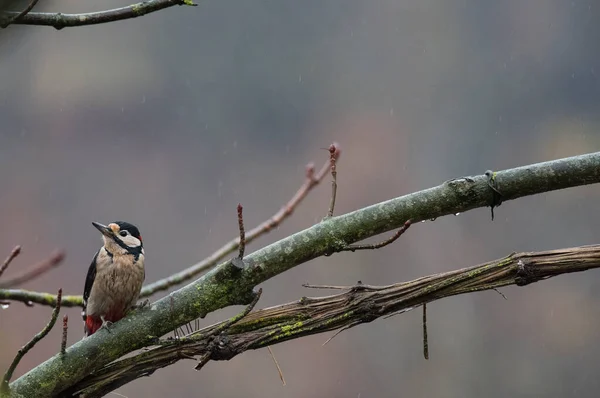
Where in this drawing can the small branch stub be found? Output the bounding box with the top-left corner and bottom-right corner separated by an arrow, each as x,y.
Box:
485,170 -> 504,220
327,143 -> 339,217
422,303 -> 429,360
61,315 -> 69,357
237,204 -> 246,259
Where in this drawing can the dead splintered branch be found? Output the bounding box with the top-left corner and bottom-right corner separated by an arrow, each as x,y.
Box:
1,289 -> 62,394
67,244 -> 600,396
0,0 -> 197,30
0,250 -> 65,289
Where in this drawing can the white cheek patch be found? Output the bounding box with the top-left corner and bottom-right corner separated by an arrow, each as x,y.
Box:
123,235 -> 141,247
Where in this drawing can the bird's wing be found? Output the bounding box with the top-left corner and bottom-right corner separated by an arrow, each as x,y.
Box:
83,249 -> 99,313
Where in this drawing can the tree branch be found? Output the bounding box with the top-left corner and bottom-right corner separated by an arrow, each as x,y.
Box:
0,0 -> 196,30
0,289 -> 82,307
8,151 -> 600,397
67,244 -> 600,396
0,0 -> 40,28
0,250 -> 65,289
0,246 -> 21,278
1,289 -> 62,394
0,154 -> 335,308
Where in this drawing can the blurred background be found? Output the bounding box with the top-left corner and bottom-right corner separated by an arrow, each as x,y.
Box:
1,0 -> 600,397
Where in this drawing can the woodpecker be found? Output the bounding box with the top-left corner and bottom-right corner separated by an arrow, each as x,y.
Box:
83,221 -> 145,337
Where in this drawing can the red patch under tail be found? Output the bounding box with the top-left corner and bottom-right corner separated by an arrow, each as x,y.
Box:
84,315 -> 103,336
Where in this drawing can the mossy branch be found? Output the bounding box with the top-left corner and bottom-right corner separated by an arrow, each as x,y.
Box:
67,244 -> 600,397
7,151 -> 600,397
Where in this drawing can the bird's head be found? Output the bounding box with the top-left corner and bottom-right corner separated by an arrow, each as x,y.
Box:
92,221 -> 143,255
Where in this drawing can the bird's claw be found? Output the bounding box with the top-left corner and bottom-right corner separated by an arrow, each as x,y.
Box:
133,299 -> 150,310
100,317 -> 113,333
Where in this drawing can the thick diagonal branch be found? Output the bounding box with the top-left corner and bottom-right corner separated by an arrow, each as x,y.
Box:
9,151 -> 600,398
68,244 -> 600,397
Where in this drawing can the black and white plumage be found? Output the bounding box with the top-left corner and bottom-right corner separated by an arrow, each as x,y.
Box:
82,221 -> 145,336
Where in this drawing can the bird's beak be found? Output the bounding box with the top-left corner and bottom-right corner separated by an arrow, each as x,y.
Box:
92,222 -> 114,239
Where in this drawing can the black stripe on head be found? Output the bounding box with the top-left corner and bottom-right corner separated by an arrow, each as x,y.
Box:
110,221 -> 143,260
114,221 -> 142,242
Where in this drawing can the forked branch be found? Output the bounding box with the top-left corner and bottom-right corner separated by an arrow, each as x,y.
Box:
67,244 -> 600,397
1,289 -> 62,394
0,151 -> 338,307
8,151 -> 600,398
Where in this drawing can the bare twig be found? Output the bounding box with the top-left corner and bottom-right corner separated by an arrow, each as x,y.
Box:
267,346 -> 286,386
193,288 -> 262,371
0,0 -> 40,28
61,315 -> 69,357
342,220 -> 412,252
0,246 -> 21,279
422,303 -> 429,360
1,0 -> 196,30
138,152 -> 338,298
0,250 -> 65,289
237,204 -> 246,259
201,288 -> 261,340
493,288 -> 508,300
327,143 -> 339,217
322,321 -> 361,346
1,289 -> 62,393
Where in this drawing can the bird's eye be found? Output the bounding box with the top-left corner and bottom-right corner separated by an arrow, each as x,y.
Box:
119,231 -> 128,237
